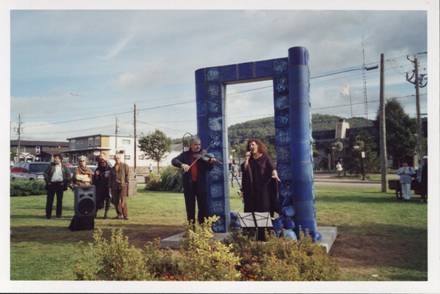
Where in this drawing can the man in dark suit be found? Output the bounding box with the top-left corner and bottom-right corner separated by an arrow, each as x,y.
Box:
172,136 -> 216,224
43,153 -> 71,219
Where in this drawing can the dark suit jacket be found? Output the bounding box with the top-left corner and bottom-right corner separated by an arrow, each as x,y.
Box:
43,163 -> 71,190
171,150 -> 213,193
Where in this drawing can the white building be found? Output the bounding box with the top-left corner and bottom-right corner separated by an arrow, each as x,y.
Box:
65,134 -> 181,170
335,119 -> 350,139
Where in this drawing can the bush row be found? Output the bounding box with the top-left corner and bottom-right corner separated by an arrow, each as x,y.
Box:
10,180 -> 46,196
74,217 -> 339,281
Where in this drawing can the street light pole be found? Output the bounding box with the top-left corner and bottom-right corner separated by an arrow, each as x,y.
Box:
361,151 -> 366,181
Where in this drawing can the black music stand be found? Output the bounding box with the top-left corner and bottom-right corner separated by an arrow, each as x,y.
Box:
237,212 -> 272,241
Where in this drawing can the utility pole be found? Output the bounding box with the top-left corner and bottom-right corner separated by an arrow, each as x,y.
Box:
406,55 -> 427,165
133,103 -> 137,172
361,39 -> 369,124
15,114 -> 23,161
115,117 -> 119,152
379,53 -> 388,192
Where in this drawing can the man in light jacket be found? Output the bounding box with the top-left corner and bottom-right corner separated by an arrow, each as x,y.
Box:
397,161 -> 415,201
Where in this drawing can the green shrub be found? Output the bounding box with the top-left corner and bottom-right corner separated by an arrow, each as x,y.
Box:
144,217 -> 240,281
159,166 -> 183,192
144,166 -> 182,192
226,231 -> 340,281
73,220 -> 338,281
74,228 -> 152,280
178,216 -> 241,281
143,239 -> 185,280
144,172 -> 162,191
10,179 -> 46,196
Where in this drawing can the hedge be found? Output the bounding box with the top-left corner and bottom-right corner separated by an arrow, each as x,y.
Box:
10,179 -> 46,196
145,166 -> 183,192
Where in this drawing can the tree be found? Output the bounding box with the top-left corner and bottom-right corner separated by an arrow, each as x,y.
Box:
374,99 -> 416,167
342,129 -> 379,175
138,129 -> 171,173
10,150 -> 17,161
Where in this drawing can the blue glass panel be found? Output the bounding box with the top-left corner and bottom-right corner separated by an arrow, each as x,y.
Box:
275,129 -> 291,145
275,111 -> 289,128
209,199 -> 225,214
209,164 -> 224,182
207,84 -> 220,98
206,68 -> 220,81
274,95 -> 289,111
274,77 -> 288,94
208,132 -> 222,148
273,59 -> 288,74
210,182 -> 224,199
207,100 -> 221,114
208,117 -> 222,132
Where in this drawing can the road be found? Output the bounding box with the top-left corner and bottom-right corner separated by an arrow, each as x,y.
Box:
314,173 -> 381,188
136,172 -> 382,188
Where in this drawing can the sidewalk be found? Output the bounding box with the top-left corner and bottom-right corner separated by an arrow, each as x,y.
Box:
314,173 -> 378,184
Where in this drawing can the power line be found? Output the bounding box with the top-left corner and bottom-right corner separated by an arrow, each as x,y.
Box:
15,50 -> 427,129
23,100 -> 194,129
137,119 -> 189,132
30,123 -> 115,135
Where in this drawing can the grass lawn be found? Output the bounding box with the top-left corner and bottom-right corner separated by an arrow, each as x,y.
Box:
10,185 -> 427,281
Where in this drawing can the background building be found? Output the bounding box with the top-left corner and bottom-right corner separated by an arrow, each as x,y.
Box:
64,134 -> 181,171
10,140 -> 69,163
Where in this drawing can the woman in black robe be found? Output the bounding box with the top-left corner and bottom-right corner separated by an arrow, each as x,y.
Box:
93,156 -> 112,219
241,139 -> 280,240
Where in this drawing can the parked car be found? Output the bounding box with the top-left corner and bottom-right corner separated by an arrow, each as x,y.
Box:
10,162 -> 51,181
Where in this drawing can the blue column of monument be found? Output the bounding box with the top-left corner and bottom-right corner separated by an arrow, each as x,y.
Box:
272,58 -> 293,215
288,47 -> 318,239
195,68 -> 229,232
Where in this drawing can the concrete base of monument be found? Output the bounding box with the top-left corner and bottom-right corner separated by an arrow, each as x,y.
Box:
160,232 -> 230,249
316,226 -> 338,253
160,226 -> 337,253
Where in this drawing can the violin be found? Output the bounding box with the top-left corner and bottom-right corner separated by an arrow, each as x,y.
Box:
193,151 -> 222,163
183,150 -> 222,173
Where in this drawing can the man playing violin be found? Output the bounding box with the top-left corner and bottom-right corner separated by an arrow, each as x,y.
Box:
171,136 -> 217,224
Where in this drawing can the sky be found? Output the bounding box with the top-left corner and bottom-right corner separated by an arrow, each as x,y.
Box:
10,10 -> 427,141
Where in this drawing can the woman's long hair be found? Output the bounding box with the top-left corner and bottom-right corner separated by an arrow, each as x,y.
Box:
247,138 -> 268,155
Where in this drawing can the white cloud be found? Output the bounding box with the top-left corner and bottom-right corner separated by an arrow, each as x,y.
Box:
100,31 -> 135,60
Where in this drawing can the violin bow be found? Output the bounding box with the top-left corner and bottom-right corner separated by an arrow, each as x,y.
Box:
184,141 -> 216,172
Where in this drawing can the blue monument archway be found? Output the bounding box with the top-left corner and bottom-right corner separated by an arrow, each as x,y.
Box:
195,46 -> 318,239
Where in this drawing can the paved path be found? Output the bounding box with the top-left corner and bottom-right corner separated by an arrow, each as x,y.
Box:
315,180 -> 380,188
314,173 -> 381,188
136,172 -> 382,188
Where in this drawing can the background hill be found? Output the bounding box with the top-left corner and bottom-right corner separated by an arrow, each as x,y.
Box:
228,114 -> 373,146
172,114 -> 373,160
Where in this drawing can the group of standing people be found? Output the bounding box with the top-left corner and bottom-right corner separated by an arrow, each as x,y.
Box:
43,153 -> 131,220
